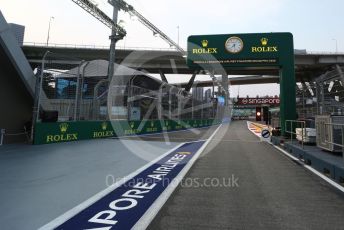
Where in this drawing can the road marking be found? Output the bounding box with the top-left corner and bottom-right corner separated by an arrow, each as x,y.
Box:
132,124 -> 222,230
246,121 -> 271,138
112,125 -> 218,139
272,145 -> 344,193
38,142 -> 185,230
247,122 -> 344,193
247,121 -> 261,137
120,136 -> 208,142
39,125 -> 222,230
211,139 -> 261,143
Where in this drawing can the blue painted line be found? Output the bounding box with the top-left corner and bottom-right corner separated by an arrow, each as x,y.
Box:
54,140 -> 205,230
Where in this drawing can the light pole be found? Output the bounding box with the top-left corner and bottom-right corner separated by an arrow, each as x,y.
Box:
332,38 -> 338,53
46,16 -> 54,46
177,25 -> 179,46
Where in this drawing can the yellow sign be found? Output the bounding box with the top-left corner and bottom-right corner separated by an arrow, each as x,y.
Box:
46,123 -> 78,143
101,122 -> 107,130
251,38 -> 278,53
60,123 -> 68,133
192,40 -> 218,54
202,40 -> 208,47
93,122 -> 114,138
147,127 -> 158,132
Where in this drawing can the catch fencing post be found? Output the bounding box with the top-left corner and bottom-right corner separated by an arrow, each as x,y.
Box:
0,129 -> 4,146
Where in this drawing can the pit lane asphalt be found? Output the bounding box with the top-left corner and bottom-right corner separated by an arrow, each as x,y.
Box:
149,121 -> 344,230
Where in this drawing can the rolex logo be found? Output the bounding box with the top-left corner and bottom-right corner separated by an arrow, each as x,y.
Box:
59,123 -> 68,133
252,37 -> 277,53
193,39 -> 217,54
151,121 -> 154,127
201,40 -> 208,48
101,122 -> 107,131
130,122 -> 134,129
261,38 -> 268,46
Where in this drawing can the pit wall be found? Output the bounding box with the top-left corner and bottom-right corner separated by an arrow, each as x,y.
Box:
34,119 -> 222,145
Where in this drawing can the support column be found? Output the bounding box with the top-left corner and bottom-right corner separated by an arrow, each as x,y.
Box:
222,74 -> 229,105
222,73 -> 229,120
185,71 -> 197,92
280,65 -> 296,135
159,70 -> 168,83
108,3 -> 119,81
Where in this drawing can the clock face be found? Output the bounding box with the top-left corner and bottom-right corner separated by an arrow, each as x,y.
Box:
225,36 -> 244,53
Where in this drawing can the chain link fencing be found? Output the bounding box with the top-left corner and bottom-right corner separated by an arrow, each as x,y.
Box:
35,52 -> 222,124
35,53 -> 112,122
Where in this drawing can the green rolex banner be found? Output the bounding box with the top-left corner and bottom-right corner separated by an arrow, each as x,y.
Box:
33,119 -> 221,145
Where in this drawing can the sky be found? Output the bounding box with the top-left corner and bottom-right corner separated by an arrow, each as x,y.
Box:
1,0 -> 343,96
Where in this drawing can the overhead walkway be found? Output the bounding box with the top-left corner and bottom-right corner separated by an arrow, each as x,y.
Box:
149,121 -> 344,230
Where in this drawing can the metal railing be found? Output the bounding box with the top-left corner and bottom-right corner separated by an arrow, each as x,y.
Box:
23,42 -> 179,51
0,127 -> 30,145
271,117 -> 280,128
35,52 -> 218,124
322,123 -> 344,149
285,120 -> 306,149
305,51 -> 344,55
23,43 -> 344,54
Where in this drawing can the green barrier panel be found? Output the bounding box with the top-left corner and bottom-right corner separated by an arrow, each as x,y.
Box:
34,119 -> 222,144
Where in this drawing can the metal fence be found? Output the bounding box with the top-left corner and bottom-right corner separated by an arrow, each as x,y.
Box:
316,65 -> 344,116
323,123 -> 344,148
35,53 -> 117,122
316,121 -> 344,153
285,120 -> 306,149
0,127 -> 30,145
35,53 -> 221,124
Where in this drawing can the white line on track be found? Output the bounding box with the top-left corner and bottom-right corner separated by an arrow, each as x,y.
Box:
39,124 -> 222,230
246,121 -> 344,193
132,124 -> 223,230
272,145 -> 344,193
246,121 -> 261,137
38,142 -> 186,230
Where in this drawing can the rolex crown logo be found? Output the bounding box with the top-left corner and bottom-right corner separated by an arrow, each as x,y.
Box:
261,38 -> 268,46
201,40 -> 208,48
60,123 -> 68,133
101,122 -> 107,130
130,122 -> 134,129
151,121 -> 154,127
